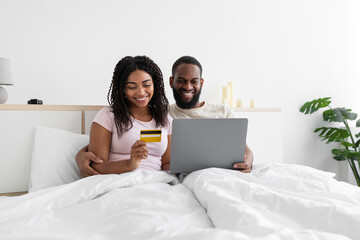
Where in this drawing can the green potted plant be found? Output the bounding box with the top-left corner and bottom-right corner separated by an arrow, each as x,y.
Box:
300,97 -> 360,186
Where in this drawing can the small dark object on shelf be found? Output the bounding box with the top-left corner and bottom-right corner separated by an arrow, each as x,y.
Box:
27,99 -> 43,105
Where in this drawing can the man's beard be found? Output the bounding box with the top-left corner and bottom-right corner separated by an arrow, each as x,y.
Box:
172,88 -> 202,109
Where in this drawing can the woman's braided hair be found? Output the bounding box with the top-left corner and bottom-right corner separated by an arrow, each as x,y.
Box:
107,56 -> 169,136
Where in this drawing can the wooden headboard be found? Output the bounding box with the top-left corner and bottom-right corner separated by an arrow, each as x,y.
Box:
0,104 -> 106,196
0,104 -> 106,134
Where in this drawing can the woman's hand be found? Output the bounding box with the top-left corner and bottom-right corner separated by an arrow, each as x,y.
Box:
129,140 -> 148,169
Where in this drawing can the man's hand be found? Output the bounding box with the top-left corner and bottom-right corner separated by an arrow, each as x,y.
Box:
233,145 -> 254,173
75,145 -> 103,177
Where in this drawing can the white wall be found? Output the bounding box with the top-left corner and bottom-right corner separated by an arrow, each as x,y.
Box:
1,0 -> 359,180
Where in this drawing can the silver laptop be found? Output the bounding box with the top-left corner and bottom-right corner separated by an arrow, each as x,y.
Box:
170,118 -> 248,173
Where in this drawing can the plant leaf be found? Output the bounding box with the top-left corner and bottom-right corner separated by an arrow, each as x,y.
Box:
357,119 -> 360,127
340,141 -> 353,147
300,97 -> 331,115
325,108 -> 344,122
348,151 -> 360,160
322,108 -> 357,122
333,155 -> 347,161
331,149 -> 343,155
338,108 -> 357,121
323,109 -> 333,122
324,128 -> 336,137
314,127 -> 349,143
355,139 -> 360,149
319,97 -> 331,107
299,102 -> 311,114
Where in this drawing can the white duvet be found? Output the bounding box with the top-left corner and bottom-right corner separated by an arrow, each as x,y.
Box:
0,163 -> 359,240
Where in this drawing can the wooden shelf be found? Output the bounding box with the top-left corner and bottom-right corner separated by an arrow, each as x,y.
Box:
0,191 -> 28,197
0,104 -> 282,112
0,104 -> 107,134
233,107 -> 281,112
0,104 -> 106,111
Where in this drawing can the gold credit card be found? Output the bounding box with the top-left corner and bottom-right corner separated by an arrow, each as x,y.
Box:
140,130 -> 162,142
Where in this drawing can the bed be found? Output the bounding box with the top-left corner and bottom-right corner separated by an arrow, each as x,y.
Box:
0,106 -> 359,239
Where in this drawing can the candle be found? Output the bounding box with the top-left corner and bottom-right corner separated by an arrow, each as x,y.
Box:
250,99 -> 255,108
236,99 -> 243,108
222,86 -> 228,102
221,98 -> 228,105
228,82 -> 234,107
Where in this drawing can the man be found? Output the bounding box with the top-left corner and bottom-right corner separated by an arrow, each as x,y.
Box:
76,56 -> 254,177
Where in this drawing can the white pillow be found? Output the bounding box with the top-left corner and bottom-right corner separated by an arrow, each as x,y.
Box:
29,126 -> 89,192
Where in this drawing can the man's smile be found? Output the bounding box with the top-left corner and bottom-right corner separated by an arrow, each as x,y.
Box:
179,90 -> 195,101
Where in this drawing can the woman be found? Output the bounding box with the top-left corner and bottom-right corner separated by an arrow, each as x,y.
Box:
89,56 -> 171,174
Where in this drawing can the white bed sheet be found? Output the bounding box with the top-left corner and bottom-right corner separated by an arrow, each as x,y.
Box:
183,163 -> 360,239
0,170 -> 212,240
0,163 -> 359,240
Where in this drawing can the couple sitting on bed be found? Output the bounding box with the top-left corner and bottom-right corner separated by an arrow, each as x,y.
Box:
75,56 -> 254,176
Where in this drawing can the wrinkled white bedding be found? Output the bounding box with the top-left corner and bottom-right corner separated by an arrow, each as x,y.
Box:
184,163 -> 360,240
0,163 -> 359,240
